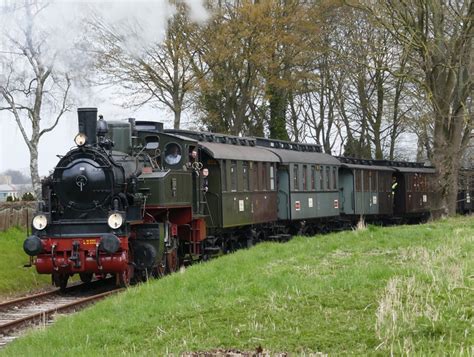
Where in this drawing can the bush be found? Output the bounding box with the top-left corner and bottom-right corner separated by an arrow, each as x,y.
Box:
6,196 -> 13,202
21,192 -> 35,201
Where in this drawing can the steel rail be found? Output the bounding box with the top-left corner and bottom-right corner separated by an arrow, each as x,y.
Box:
0,289 -> 59,310
0,278 -> 115,310
0,288 -> 123,335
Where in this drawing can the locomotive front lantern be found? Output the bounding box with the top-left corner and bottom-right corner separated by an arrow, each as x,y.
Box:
32,214 -> 48,230
107,212 -> 124,229
74,133 -> 87,146
24,235 -> 43,256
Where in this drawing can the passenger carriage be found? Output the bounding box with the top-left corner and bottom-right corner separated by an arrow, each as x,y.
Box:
337,157 -> 394,222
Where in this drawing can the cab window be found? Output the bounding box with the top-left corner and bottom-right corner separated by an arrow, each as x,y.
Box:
164,143 -> 182,165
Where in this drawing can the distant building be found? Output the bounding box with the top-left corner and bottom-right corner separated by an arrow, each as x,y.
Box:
0,184 -> 19,202
0,175 -> 12,184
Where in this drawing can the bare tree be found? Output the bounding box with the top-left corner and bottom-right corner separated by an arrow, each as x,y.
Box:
90,4 -> 195,129
0,1 -> 71,198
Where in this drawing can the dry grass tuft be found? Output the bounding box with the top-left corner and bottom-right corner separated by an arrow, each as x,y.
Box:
375,235 -> 472,355
353,216 -> 367,232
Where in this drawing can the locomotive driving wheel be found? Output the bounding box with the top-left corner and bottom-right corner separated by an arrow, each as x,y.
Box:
117,264 -> 134,288
166,237 -> 179,273
52,272 -> 69,292
79,273 -> 93,284
153,254 -> 167,278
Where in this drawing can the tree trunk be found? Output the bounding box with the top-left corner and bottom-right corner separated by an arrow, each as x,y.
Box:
432,144 -> 460,216
173,106 -> 181,129
29,145 -> 41,200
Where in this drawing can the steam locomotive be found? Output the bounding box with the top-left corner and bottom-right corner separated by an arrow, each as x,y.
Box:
23,108 -> 472,289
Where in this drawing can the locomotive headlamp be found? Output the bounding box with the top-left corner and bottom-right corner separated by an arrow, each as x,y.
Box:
99,233 -> 120,254
32,214 -> 48,230
107,212 -> 124,229
23,235 -> 43,256
74,133 -> 87,147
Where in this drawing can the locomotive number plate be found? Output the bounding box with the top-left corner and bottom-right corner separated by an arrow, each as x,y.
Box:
82,239 -> 97,245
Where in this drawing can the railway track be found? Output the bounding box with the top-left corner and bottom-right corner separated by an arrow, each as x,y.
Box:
0,280 -> 123,348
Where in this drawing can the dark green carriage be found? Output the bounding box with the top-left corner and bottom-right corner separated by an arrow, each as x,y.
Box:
256,139 -> 341,221
338,159 -> 394,216
198,141 -> 280,228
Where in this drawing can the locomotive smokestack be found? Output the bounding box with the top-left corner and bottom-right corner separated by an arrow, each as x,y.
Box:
77,108 -> 98,146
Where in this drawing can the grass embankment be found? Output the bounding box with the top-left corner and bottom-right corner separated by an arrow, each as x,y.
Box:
3,217 -> 473,355
0,228 -> 50,298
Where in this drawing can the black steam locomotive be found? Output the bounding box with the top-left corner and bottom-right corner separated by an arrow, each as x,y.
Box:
23,107 -> 471,289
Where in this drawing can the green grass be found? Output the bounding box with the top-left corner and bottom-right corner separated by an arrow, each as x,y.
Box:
2,217 -> 473,356
0,228 -> 50,297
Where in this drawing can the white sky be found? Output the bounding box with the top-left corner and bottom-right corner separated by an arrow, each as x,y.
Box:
0,0 -> 206,176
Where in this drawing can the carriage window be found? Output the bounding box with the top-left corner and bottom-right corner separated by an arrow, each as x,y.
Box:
294,165 -> 299,191
318,166 -> 324,191
252,162 -> 258,190
363,170 -> 370,192
270,164 -> 275,190
311,166 -> 316,190
262,163 -> 268,190
303,165 -> 308,191
332,167 -> 337,190
371,171 -> 377,191
380,172 -> 386,192
355,170 -> 361,192
407,174 -> 412,192
419,175 -> 425,191
222,160 -> 227,191
230,161 -> 237,191
326,166 -> 330,191
243,162 -> 249,191
164,143 -> 182,165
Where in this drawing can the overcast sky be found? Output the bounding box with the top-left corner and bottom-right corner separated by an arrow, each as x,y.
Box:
0,0 -> 206,176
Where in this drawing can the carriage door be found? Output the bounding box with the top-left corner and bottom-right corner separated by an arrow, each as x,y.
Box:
277,168 -> 290,220
339,168 -> 354,215
393,173 -> 405,214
